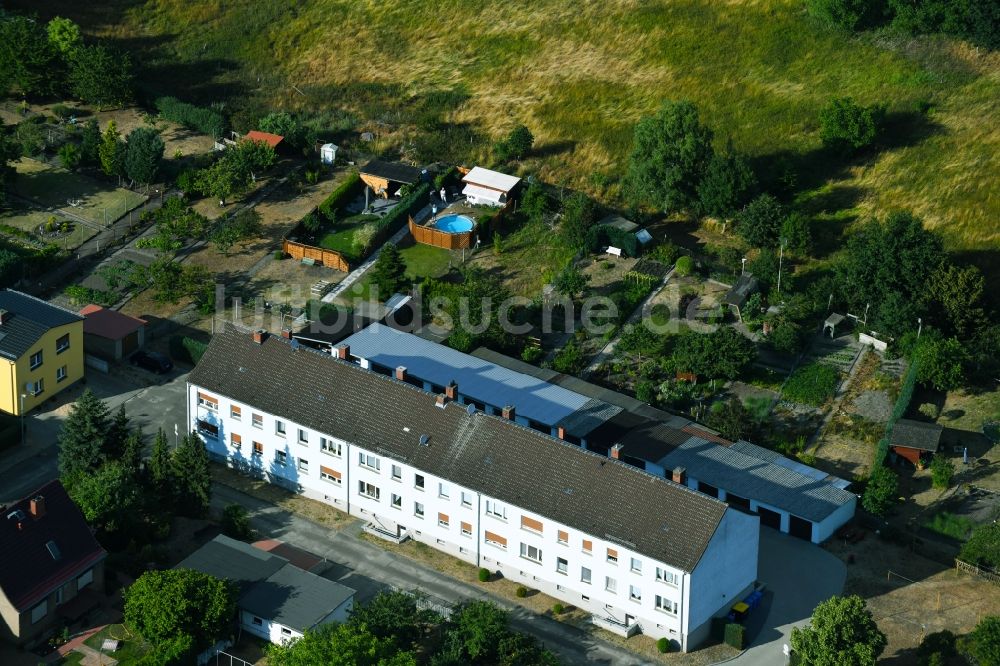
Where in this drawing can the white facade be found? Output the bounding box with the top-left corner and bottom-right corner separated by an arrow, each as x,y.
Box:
240,599 -> 352,645
189,384 -> 757,651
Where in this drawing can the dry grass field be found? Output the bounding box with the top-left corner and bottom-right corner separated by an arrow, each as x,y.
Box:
18,0 -> 998,257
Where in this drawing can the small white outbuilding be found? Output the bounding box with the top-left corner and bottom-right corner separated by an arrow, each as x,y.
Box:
461,166 -> 521,207
320,143 -> 338,165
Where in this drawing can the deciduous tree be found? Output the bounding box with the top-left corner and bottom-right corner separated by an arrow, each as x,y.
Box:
211,208 -> 263,256
737,194 -> 784,248
913,333 -> 968,391
0,15 -> 60,97
266,622 -> 415,666
68,43 -> 134,109
806,0 -> 872,30
124,569 -> 236,651
790,595 -> 886,666
559,192 -> 598,251
124,127 -> 165,187
819,97 -> 886,155
46,17 -> 82,57
696,149 -> 756,218
927,263 -> 986,340
965,616 -> 1000,666
862,464 -> 898,516
520,181 -> 550,225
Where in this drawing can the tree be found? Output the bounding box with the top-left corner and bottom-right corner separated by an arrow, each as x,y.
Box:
706,398 -> 753,442
626,101 -> 715,212
672,328 -> 756,380
553,263 -> 589,300
559,192 -> 598,251
913,333 -> 969,391
819,97 -> 885,155
79,119 -> 101,165
969,324 -> 1000,385
171,433 -> 212,517
806,0 -> 872,30
68,43 -> 134,109
930,455 -> 954,490
965,616 -> 1000,666
496,124 -> 533,161
148,428 -> 174,506
98,121 -> 124,177
0,15 -> 60,97
124,569 -> 236,651
106,403 -> 132,460
14,120 -> 46,157
737,194 -> 784,248
258,111 -> 313,150
520,181 -> 550,225
211,208 -> 263,255
960,524 -> 1000,569
368,243 -> 408,298
696,149 -> 756,218
927,263 -> 986,340
230,137 -> 278,182
57,143 -> 81,170
349,590 -> 441,646
221,504 -> 253,541
782,211 -> 812,253
47,17 -> 82,57
498,633 -> 559,666
791,595 -> 886,666
449,601 -> 510,662
66,461 -> 142,535
124,127 -> 165,187
196,158 -> 242,205
862,464 -> 898,516
266,622 -> 414,666
58,389 -> 112,479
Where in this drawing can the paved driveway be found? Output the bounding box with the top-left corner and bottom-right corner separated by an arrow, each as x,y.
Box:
720,529 -> 846,666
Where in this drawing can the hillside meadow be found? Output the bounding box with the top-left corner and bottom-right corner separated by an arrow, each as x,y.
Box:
16,0 -> 1000,256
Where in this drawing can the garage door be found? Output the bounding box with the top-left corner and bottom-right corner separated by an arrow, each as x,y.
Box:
757,506 -> 781,530
698,481 -> 719,498
122,331 -> 139,357
727,494 -> 751,512
789,515 -> 814,541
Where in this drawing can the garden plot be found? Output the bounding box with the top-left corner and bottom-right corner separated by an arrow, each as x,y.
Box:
0,206 -> 98,251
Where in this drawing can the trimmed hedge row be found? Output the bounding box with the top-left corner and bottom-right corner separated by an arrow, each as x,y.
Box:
874,357 -> 920,466
169,335 -> 208,366
369,182 -> 431,249
154,96 -> 226,139
317,171 -> 362,220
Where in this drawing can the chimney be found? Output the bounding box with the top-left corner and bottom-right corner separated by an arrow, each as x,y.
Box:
395,366 -> 407,381
672,466 -> 687,485
501,405 -> 515,420
0,309 -> 9,325
435,394 -> 448,409
29,496 -> 45,519
610,443 -> 623,460
252,329 -> 267,344
445,381 -> 458,400
336,344 -> 350,361
281,328 -> 292,339
556,426 -> 566,440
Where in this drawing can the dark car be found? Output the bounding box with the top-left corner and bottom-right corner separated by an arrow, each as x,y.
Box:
130,350 -> 173,374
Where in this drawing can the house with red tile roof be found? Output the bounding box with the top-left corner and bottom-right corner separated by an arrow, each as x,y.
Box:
0,481 -> 106,647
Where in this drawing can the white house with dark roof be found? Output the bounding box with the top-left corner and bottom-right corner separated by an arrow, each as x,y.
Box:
461,167 -> 520,207
187,325 -> 759,651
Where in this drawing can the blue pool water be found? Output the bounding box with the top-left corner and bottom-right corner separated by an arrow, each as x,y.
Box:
434,214 -> 475,233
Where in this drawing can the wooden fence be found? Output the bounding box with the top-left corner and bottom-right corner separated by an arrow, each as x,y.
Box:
408,217 -> 475,250
282,239 -> 350,272
956,559 -> 1000,586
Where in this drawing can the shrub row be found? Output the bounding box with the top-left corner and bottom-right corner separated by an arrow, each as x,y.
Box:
369,182 -> 431,250
154,96 -> 226,139
317,171 -> 362,220
874,357 -> 920,466
169,335 -> 208,365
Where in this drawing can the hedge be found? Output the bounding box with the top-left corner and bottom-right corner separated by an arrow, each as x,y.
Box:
724,623 -> 746,650
317,171 -> 362,220
369,182 -> 431,249
169,335 -> 208,365
154,96 -> 226,139
874,357 -> 920,466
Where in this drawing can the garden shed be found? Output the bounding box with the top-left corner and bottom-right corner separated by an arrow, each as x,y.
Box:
461,167 -> 521,207
724,274 -> 759,322
359,160 -> 422,198
320,143 -> 338,165
890,419 -> 943,466
244,130 -> 285,151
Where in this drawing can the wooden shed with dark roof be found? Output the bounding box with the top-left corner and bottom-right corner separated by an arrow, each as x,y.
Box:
359,160 -> 422,198
891,419 -> 943,465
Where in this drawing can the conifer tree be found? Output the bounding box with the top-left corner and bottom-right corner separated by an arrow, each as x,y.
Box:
58,389 -> 111,480
172,433 -> 211,517
106,404 -> 131,460
148,428 -> 174,508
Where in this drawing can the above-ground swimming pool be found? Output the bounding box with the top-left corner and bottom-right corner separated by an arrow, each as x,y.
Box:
433,214 -> 475,233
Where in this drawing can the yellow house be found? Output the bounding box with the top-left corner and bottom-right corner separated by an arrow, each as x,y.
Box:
0,290 -> 85,416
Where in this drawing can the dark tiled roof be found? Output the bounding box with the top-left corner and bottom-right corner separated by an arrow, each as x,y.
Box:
360,159 -> 421,184
0,290 -> 83,360
891,419 -> 943,452
190,326 -> 728,572
79,305 -> 146,340
0,481 -> 106,611
176,535 -> 286,589
724,275 -> 759,309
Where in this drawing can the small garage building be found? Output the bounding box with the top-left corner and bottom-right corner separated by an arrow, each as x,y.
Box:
79,305 -> 146,361
890,419 -> 943,466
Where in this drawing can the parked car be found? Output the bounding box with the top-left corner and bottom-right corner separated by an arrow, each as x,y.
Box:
130,350 -> 173,374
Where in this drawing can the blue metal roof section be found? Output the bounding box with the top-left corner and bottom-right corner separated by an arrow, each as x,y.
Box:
341,324 -> 621,436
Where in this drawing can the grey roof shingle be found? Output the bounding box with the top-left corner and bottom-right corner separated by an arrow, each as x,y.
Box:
359,160 -> 422,185
0,290 -> 83,360
341,324 -> 621,437
190,326 -> 728,572
658,438 -> 856,522
176,535 -> 286,589
890,419 -> 943,452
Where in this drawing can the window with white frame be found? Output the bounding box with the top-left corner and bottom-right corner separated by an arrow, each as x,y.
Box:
252,413 -> 263,429
231,405 -> 242,420
655,595 -> 677,615
27,378 -> 44,396
656,567 -> 678,586
414,501 -> 424,517
198,392 -> 218,410
320,437 -> 341,456
298,458 -> 309,473
415,474 -> 425,490
56,365 -> 67,382
607,548 -> 618,564
298,428 -> 308,444
56,334 -> 70,354
461,491 -> 472,507
629,585 -> 642,602
391,493 -> 402,509
280,627 -> 292,637
605,576 -> 617,594
275,450 -> 287,466
196,418 -> 218,439
581,566 -> 592,584
485,531 -> 507,549
358,480 -> 380,500
30,600 -> 46,624
29,350 -> 43,369
320,466 -> 341,485
77,569 -> 93,589
438,482 -> 449,499
438,512 -> 450,528
391,464 -> 402,480
231,433 -> 242,449
359,452 -> 380,471
556,557 -> 568,574
520,542 -> 542,564
275,420 -> 286,436
252,441 -> 263,456
631,557 -> 642,573
485,500 -> 506,519
461,521 -> 472,537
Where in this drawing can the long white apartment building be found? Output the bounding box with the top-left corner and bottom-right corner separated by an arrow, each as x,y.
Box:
187,326 -> 759,651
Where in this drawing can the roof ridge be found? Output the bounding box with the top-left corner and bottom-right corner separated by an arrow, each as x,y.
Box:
2,289 -> 83,320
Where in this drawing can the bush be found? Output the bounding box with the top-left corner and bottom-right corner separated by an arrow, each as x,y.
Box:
782,363 -> 840,406
478,568 -> 490,582
819,97 -> 886,155
273,250 -> 285,260
552,603 -> 564,615
221,504 -> 252,541
656,637 -> 670,654
806,0 -> 871,30
52,104 -> 74,120
862,464 -> 898,517
169,335 -> 208,365
316,171 -> 362,220
521,346 -> 543,364
724,623 -> 745,650
515,586 -> 528,598
154,96 -> 226,139
930,455 -> 954,490
960,524 -> 1000,570
675,255 -> 694,277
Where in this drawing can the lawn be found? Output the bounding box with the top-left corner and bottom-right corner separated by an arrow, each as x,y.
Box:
21,0 -> 998,256
924,511 -> 976,541
7,158 -> 146,227
83,624 -> 151,663
400,241 -> 453,281
318,214 -> 380,263
0,206 -> 101,251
